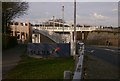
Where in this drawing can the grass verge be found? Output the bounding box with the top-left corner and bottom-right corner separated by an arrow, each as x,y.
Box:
4,54 -> 75,79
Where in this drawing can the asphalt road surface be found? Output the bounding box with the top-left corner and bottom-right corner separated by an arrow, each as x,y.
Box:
85,45 -> 120,67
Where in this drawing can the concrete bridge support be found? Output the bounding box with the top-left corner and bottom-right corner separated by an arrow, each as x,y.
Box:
77,31 -> 89,42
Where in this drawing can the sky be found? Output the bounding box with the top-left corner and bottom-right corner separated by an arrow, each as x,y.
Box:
15,1 -> 118,27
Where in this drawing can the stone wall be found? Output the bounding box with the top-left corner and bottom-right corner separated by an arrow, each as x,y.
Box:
85,31 -> 119,46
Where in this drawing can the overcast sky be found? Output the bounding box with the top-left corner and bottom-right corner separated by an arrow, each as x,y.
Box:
15,2 -> 118,26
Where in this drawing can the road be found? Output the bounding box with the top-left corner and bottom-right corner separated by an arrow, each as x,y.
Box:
85,45 -> 119,67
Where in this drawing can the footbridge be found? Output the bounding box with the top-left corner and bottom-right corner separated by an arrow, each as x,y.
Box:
32,26 -> 97,32
32,25 -> 98,43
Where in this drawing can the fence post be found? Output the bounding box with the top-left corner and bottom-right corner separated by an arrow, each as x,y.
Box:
64,71 -> 72,80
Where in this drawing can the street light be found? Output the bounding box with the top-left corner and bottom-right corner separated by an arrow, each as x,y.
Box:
62,5 -> 65,43
53,16 -> 55,32
73,0 -> 77,57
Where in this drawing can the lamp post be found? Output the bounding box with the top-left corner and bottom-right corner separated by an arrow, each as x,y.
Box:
53,16 -> 55,32
73,0 -> 77,58
62,5 -> 65,43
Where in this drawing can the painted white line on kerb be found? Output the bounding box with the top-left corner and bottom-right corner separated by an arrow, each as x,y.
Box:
104,49 -> 115,52
90,50 -> 94,53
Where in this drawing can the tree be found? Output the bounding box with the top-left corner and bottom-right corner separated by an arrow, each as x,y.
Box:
2,2 -> 29,34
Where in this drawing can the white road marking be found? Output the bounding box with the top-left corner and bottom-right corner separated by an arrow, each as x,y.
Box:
104,49 -> 115,52
90,50 -> 94,53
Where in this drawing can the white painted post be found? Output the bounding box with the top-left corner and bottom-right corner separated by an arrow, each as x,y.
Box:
64,71 -> 72,79
70,31 -> 74,56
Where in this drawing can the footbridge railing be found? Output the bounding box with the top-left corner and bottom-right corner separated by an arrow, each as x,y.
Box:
33,26 -> 97,32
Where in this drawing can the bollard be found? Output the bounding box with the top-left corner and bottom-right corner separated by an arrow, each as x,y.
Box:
64,70 -> 72,80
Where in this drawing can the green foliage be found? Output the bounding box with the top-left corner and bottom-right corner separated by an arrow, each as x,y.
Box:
2,34 -> 18,49
2,2 -> 29,33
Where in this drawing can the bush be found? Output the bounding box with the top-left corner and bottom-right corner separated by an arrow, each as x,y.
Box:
2,34 -> 18,49
8,36 -> 18,47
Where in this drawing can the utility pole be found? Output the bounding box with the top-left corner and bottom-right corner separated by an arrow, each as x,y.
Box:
73,0 -> 77,57
53,16 -> 55,32
62,5 -> 65,43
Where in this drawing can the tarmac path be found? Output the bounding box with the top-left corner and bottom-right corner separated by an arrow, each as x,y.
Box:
2,44 -> 26,79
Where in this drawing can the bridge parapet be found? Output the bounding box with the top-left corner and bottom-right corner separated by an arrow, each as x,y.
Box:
32,26 -> 97,32
95,28 -> 119,32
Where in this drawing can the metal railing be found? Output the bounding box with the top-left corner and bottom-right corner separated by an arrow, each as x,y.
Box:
33,26 -> 118,32
32,26 -> 97,32
72,43 -> 84,81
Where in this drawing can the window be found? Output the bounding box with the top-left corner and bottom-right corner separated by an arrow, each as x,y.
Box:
15,22 -> 18,25
25,23 -> 27,26
17,34 -> 20,39
21,23 -> 23,26
10,22 -> 13,25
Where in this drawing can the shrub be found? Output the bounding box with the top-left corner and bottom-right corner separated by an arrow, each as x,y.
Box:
2,34 -> 18,49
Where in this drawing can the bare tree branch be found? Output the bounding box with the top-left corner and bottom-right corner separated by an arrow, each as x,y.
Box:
2,2 -> 29,33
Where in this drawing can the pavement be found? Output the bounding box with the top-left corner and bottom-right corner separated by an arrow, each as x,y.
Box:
2,44 -> 27,79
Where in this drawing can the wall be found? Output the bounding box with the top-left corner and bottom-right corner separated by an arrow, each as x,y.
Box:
86,31 -> 119,46
10,22 -> 32,43
27,43 -> 71,58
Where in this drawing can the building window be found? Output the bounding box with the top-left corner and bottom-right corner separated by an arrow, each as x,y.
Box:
26,33 -> 28,38
10,22 -> 13,25
17,34 -> 20,39
10,31 -> 13,36
35,34 -> 37,37
25,23 -> 27,26
15,22 -> 18,25
21,23 -> 23,26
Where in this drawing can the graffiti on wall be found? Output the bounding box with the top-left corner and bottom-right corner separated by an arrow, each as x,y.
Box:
27,43 -> 70,58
